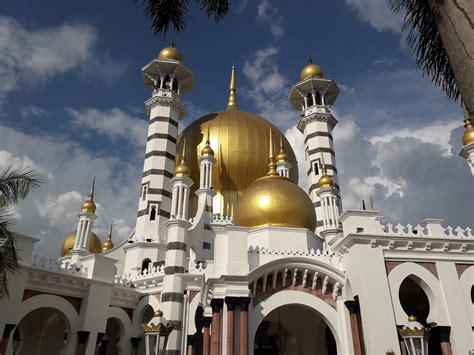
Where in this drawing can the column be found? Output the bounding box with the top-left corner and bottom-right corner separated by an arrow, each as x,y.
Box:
76,331 -> 90,355
210,299 -> 223,355
187,335 -> 194,355
0,324 -> 15,355
344,299 -> 365,355
432,326 -> 452,355
130,338 -> 141,355
239,297 -> 251,355
225,297 -> 237,355
202,317 -> 212,355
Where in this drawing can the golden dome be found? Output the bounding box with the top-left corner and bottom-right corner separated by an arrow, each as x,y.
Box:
102,221 -> 114,252
300,56 -> 323,81
462,118 -> 474,146
158,42 -> 183,62
200,127 -> 215,157
61,231 -> 102,257
317,162 -> 334,188
234,132 -> 315,231
176,66 -> 298,216
81,178 -> 96,213
175,139 -> 191,177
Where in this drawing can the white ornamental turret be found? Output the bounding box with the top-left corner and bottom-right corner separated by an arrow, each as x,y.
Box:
289,55 -> 341,235
275,135 -> 291,178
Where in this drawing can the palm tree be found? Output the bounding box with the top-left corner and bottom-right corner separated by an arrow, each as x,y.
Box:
0,167 -> 43,298
390,0 -> 474,118
135,0 -> 474,118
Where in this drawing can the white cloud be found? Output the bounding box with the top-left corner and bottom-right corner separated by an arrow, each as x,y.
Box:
235,0 -> 249,14
0,16 -> 126,101
67,107 -> 148,146
0,124 -> 142,257
344,0 -> 403,32
257,0 -> 285,37
20,105 -> 48,118
373,57 -> 398,66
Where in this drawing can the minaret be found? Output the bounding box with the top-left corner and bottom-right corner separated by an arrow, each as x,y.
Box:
69,178 -> 98,261
275,135 -> 291,178
135,42 -> 195,243
160,143 -> 194,353
288,55 -> 341,235
195,127 -> 217,218
460,105 -> 474,175
102,220 -> 114,252
316,158 -> 341,242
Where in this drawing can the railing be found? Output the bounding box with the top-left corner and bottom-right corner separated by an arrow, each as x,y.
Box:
30,255 -> 88,276
381,223 -> 472,238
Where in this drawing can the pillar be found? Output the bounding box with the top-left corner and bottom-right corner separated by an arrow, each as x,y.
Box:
187,335 -> 194,355
239,297 -> 251,355
76,331 -> 90,355
210,299 -> 223,355
344,299 -> 365,355
0,324 -> 15,355
225,297 -> 237,355
432,326 -> 452,355
130,337 -> 141,355
202,317 -> 211,355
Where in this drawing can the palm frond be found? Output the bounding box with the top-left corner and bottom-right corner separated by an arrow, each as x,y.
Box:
0,213 -> 17,299
134,0 -> 230,36
389,0 -> 459,100
0,166 -> 44,205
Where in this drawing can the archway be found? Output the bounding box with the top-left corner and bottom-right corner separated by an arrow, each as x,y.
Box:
254,304 -> 337,355
137,305 -> 154,355
104,318 -> 123,355
15,307 -> 70,355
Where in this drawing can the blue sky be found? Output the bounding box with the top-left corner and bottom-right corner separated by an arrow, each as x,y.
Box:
1,0 -> 472,256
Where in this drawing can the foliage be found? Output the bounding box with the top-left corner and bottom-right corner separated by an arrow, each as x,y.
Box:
389,0 -> 459,100
0,167 -> 43,298
134,0 -> 230,36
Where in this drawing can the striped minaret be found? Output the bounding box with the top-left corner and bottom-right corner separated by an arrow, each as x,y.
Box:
160,145 -> 194,354
135,43 -> 195,244
289,55 -> 341,235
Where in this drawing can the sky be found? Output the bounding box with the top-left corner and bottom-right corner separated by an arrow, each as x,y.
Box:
0,0 -> 472,257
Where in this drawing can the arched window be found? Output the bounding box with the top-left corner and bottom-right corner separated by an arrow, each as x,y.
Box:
313,161 -> 319,176
150,205 -> 157,220
164,75 -> 171,89
306,92 -> 314,107
315,91 -> 322,105
172,78 -> 179,93
142,185 -> 147,201
141,258 -> 152,272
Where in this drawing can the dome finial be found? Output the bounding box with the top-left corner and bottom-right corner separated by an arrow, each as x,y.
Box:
275,135 -> 288,163
318,155 -> 334,188
308,54 -> 313,64
227,65 -> 238,110
266,129 -> 278,176
201,126 -> 215,156
462,101 -> 474,146
175,138 -> 191,177
81,177 -> 97,213
102,220 -> 114,252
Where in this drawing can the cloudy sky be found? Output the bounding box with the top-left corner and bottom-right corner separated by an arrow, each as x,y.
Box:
1,0 -> 472,257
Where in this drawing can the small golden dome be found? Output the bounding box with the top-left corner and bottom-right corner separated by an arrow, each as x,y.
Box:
61,231 -> 102,257
408,315 -> 417,322
275,136 -> 288,163
234,131 -> 316,231
175,139 -> 191,177
102,221 -> 114,252
154,310 -> 163,317
201,127 -> 214,157
300,55 -> 323,81
318,160 -> 334,188
462,118 -> 474,146
81,178 -> 97,213
158,42 -> 183,62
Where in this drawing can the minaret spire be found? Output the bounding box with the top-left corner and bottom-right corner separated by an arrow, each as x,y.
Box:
266,129 -> 278,176
227,65 -> 238,110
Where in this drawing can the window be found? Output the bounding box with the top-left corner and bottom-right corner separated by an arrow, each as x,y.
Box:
313,161 -> 319,176
141,258 -> 152,272
150,205 -> 157,220
315,91 -> 322,105
306,92 -> 314,107
142,185 -> 147,201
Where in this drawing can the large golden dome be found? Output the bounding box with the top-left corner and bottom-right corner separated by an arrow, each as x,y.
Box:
177,109 -> 298,216
61,231 -> 102,257
233,133 -> 315,230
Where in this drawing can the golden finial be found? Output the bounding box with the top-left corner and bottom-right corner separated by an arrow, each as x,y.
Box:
81,177 -> 97,213
175,138 -> 191,177
318,155 -> 334,188
308,54 -> 313,64
227,65 -> 238,110
102,220 -> 114,252
275,135 -> 288,163
201,126 -> 215,156
462,103 -> 474,146
266,129 -> 278,176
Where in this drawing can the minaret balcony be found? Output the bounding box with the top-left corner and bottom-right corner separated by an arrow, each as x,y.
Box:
303,105 -> 331,117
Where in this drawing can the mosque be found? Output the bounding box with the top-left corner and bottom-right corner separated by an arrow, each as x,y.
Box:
1,44 -> 473,355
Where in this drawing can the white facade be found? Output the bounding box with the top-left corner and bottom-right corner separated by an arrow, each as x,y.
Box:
0,48 -> 473,355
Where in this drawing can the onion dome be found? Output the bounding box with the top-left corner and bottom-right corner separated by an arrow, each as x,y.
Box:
462,118 -> 474,146
200,127 -> 215,157
300,55 -> 324,81
275,135 -> 288,163
176,66 -> 298,216
175,139 -> 191,177
61,231 -> 102,257
81,178 -> 96,213
102,221 -> 114,252
158,41 -> 183,62
234,131 -> 316,230
318,159 -> 334,188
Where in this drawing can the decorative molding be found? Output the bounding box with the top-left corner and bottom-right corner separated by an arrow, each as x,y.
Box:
455,263 -> 473,278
